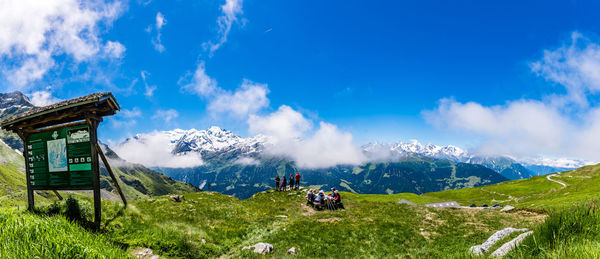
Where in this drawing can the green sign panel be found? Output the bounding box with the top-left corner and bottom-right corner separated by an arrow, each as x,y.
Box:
26,125 -> 93,188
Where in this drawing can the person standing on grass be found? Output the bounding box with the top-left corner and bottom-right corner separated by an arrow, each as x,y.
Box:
289,173 -> 295,191
275,175 -> 280,191
295,172 -> 301,190
281,176 -> 287,191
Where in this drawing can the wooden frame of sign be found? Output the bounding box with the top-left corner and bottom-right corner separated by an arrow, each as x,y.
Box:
0,92 -> 127,229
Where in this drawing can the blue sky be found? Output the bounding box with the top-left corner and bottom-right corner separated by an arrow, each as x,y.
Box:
2,0 -> 600,162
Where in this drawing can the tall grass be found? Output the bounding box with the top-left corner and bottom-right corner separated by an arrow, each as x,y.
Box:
0,208 -> 128,258
509,201 -> 600,258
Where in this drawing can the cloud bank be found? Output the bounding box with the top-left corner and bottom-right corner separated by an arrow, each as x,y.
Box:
112,132 -> 204,168
424,32 -> 600,161
249,105 -> 365,169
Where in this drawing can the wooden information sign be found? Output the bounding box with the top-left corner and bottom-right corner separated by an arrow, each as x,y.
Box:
0,92 -> 126,228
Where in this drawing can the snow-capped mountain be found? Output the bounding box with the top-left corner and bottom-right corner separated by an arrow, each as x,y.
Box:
125,126 -> 268,156
0,91 -> 35,119
362,140 -> 468,161
119,126 -> 593,179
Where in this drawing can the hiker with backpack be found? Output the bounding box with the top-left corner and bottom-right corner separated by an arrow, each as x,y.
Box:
274,175 -> 280,191
289,173 -> 294,191
295,172 -> 301,190
281,176 -> 287,191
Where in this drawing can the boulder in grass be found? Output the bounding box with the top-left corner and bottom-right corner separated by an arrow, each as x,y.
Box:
468,228 -> 529,255
288,247 -> 296,255
491,231 -> 534,257
133,248 -> 159,259
501,205 -> 515,212
242,243 -> 273,255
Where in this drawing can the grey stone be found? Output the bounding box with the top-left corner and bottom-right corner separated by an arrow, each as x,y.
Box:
469,228 -> 528,255
242,243 -> 273,255
288,247 -> 296,255
133,248 -> 159,259
490,231 -> 533,257
501,205 -> 515,212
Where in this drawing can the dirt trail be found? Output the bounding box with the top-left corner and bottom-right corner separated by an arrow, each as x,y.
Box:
546,174 -> 567,188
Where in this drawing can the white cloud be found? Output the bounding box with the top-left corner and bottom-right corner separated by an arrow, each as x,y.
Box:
248,105 -> 311,139
121,107 -> 142,118
424,32 -> 600,162
249,105 -> 365,168
0,0 -> 124,88
112,132 -> 204,168
423,98 -> 570,157
140,70 -> 157,97
182,62 -> 269,118
104,40 -> 126,58
204,0 -> 243,54
181,61 -> 219,96
235,157 -> 260,166
531,32 -> 600,107
111,107 -> 141,129
153,109 -> 179,123
29,90 -> 61,106
208,80 -> 269,117
151,12 -> 166,52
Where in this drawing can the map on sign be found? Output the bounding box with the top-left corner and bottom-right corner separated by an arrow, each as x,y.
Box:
26,125 -> 94,188
47,138 -> 67,172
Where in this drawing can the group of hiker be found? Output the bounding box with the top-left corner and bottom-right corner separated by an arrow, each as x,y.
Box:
274,173 -> 301,191
306,188 -> 343,210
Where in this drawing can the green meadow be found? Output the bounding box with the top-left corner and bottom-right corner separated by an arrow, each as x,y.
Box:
2,163 -> 600,258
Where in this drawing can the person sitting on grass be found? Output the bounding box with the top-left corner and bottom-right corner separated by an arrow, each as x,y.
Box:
281,176 -> 287,191
306,189 -> 315,204
289,173 -> 295,191
333,190 -> 341,204
314,190 -> 325,210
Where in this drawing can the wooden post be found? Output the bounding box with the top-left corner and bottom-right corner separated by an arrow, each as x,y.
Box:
20,131 -> 35,211
52,190 -> 63,200
88,118 -> 102,229
96,144 -> 127,207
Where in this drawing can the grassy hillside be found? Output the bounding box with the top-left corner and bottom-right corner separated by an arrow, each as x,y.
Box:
5,166 -> 600,258
0,189 -> 544,258
416,163 -> 600,210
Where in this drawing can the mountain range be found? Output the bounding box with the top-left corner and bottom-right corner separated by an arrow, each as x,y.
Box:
0,91 -> 590,200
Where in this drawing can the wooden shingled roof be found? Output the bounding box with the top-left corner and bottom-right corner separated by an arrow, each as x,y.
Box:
0,92 -> 119,133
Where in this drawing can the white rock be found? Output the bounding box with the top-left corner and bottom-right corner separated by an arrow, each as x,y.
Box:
500,205 -> 515,212
490,231 -> 533,257
469,228 -> 528,255
133,248 -> 159,259
242,243 -> 273,255
288,247 -> 296,255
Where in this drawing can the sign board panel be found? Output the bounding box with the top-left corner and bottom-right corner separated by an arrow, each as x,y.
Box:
26,125 -> 93,188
